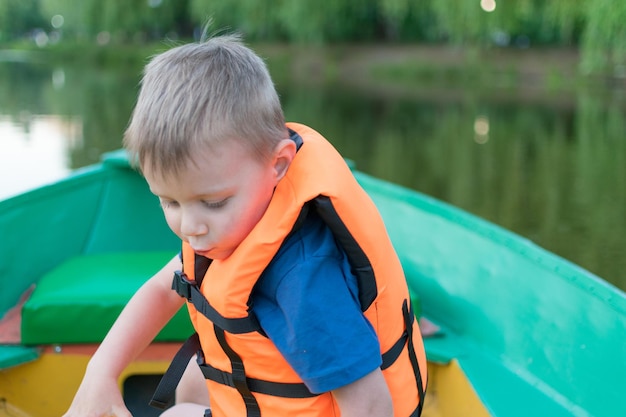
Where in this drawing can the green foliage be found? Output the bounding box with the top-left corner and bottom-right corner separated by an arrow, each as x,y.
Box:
580,0 -> 626,74
190,0 -> 286,40
39,0 -> 95,37
543,0 -> 586,43
0,0 -> 45,41
38,0 -> 190,40
279,0 -> 380,43
428,0 -> 490,43
2,0 -> 626,74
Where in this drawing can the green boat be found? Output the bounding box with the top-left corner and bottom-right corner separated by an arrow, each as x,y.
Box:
0,150 -> 624,417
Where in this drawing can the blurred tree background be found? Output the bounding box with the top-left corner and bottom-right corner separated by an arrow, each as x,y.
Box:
0,0 -> 625,75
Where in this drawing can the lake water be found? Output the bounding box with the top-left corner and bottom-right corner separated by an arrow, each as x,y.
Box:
0,48 -> 624,291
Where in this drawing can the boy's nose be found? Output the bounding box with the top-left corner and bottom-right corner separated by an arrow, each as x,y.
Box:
180,211 -> 208,238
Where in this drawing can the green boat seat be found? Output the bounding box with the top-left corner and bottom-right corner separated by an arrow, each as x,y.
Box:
21,252 -> 194,345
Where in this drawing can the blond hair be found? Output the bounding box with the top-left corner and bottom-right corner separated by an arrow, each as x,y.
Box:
124,34 -> 287,176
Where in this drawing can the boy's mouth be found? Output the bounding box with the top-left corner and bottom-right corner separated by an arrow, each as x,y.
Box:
193,247 -> 213,255
189,242 -> 213,255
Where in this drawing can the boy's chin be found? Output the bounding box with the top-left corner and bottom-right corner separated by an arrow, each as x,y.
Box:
195,247 -> 234,260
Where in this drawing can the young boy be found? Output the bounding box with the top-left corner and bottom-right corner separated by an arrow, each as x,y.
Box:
63,34 -> 427,417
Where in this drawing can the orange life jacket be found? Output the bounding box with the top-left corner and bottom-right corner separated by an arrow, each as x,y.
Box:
161,123 -> 427,417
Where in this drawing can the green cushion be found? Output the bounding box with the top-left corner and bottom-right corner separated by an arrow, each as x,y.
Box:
21,252 -> 194,344
0,345 -> 39,369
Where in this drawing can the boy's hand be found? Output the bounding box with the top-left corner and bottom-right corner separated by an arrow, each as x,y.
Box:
333,368 -> 393,417
63,374 -> 131,417
64,256 -> 184,417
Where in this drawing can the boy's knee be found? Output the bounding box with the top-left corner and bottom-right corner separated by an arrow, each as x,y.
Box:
160,403 -> 209,417
175,356 -> 211,405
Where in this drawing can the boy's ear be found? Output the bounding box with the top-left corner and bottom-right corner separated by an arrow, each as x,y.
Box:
273,139 -> 297,180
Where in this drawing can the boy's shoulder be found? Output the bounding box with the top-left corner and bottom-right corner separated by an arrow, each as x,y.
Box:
257,208 -> 350,292
277,208 -> 344,263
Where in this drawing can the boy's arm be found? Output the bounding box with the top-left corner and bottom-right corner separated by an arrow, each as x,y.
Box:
333,368 -> 393,417
63,255 -> 185,417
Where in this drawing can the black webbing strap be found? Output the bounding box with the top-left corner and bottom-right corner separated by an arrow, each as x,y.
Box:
194,253 -> 212,286
150,332 -> 202,409
151,301 -> 426,413
380,309 -> 415,370
288,128 -> 304,150
172,270 -> 262,334
198,361 -> 317,398
403,299 -> 426,416
409,402 -> 422,417
214,324 -> 261,417
313,196 -> 378,311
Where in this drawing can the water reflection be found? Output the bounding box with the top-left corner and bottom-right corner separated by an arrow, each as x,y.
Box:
0,115 -> 77,197
0,57 -> 624,292
278,80 -> 625,291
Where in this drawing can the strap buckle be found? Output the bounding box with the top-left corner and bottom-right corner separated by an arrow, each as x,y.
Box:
172,270 -> 196,300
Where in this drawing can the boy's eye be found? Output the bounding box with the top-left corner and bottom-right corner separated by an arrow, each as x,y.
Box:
202,198 -> 229,209
159,199 -> 178,209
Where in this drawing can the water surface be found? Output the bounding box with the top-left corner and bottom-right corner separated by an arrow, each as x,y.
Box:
0,52 -> 624,291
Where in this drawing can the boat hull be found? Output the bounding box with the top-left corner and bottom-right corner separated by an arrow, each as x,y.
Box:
1,150 -> 624,416
0,348 -> 490,417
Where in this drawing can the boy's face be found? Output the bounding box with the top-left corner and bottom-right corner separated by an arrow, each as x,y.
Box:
143,139 -> 291,260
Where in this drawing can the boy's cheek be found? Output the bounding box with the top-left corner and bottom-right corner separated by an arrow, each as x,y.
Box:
163,213 -> 181,235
